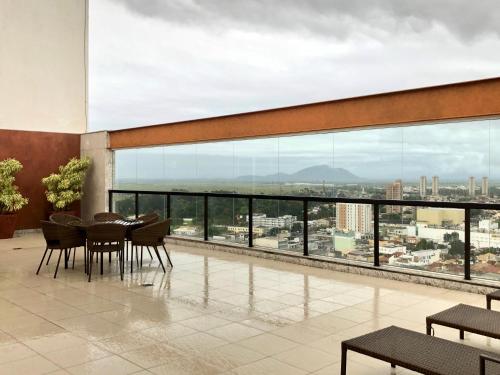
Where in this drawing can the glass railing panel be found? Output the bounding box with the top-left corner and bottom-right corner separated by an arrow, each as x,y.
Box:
470,209 -> 500,281
111,193 -> 135,219
138,194 -> 167,219
170,195 -> 204,239
308,202 -> 374,262
252,199 -> 303,253
207,197 -> 248,245
380,205 -> 465,276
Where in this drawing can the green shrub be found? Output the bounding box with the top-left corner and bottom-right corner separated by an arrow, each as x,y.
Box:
42,157 -> 91,211
0,158 -> 29,214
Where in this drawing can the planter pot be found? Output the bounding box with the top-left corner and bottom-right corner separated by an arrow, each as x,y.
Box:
0,213 -> 19,239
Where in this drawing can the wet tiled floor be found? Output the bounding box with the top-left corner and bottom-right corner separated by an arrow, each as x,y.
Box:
0,233 -> 497,374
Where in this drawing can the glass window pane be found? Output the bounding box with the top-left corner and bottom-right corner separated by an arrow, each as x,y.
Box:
208,197 -> 248,245
170,195 -> 203,239
278,133 -> 334,197
138,194 -> 167,219
380,205 -> 465,277
111,193 -> 135,218
252,199 -> 303,253
234,138 -> 279,194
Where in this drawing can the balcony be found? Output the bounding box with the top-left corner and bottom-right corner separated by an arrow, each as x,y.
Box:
0,230 -> 492,374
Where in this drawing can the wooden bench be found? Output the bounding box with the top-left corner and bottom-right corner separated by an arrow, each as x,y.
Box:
426,303 -> 500,340
487,290 -> 500,310
341,326 -> 500,375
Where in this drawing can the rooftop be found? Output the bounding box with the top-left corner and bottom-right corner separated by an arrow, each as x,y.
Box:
0,233 -> 495,374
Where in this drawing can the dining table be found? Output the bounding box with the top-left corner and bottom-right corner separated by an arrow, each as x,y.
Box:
68,218 -> 145,273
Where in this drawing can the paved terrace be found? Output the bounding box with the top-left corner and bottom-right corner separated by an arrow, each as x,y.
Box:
0,234 -> 497,374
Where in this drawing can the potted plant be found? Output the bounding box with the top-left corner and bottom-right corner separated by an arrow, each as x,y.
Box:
42,157 -> 91,215
0,158 -> 29,238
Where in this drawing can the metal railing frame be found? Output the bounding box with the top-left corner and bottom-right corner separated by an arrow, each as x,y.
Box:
109,189 -> 500,281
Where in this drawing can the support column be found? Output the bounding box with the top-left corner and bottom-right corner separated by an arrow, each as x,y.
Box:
80,131 -> 112,220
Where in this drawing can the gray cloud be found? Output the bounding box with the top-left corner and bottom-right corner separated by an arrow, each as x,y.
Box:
113,0 -> 500,41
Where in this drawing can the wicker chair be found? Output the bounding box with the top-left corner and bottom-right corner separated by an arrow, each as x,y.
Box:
131,219 -> 172,273
49,213 -> 82,225
37,221 -> 86,278
129,213 -> 160,261
47,213 -> 84,267
86,223 -> 126,282
93,212 -> 125,222
137,213 -> 160,225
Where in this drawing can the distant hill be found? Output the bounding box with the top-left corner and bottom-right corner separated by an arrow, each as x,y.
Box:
236,165 -> 361,183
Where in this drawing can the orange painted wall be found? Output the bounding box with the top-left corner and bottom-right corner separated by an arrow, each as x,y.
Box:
0,129 -> 81,229
109,77 -> 500,149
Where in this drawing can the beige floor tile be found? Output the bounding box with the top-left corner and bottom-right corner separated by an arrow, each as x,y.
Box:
66,355 -> 141,375
44,343 -> 111,368
168,332 -> 228,352
0,331 -> 17,346
0,234 -> 492,375
0,354 -> 59,375
140,323 -> 197,341
57,315 -> 128,341
238,333 -> 299,355
179,314 -> 232,331
206,323 -> 263,342
5,321 -> 67,341
120,342 -> 182,368
0,342 -> 37,364
273,345 -> 338,372
200,343 -> 265,371
148,353 -> 222,375
230,357 -> 306,375
95,332 -> 156,354
272,323 -> 329,343
23,332 -> 88,354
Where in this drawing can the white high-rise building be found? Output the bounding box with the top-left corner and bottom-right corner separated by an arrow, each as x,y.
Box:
468,176 -> 476,197
482,176 -> 489,196
336,203 -> 372,234
432,176 -> 439,196
419,176 -> 427,198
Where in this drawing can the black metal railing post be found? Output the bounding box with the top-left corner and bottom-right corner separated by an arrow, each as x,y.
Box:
464,208 -> 471,280
134,192 -> 139,218
248,197 -> 253,247
303,199 -> 309,256
204,194 -> 209,241
166,194 -> 171,235
107,188 -> 500,284
373,203 -> 380,267
108,190 -> 113,212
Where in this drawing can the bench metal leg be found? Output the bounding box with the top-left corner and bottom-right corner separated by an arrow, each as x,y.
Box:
487,297 -> 492,310
460,329 -> 464,340
341,343 -> 347,375
426,320 -> 432,335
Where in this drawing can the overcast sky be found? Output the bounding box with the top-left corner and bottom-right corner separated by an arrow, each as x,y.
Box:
89,0 -> 500,132
90,1 -> 500,181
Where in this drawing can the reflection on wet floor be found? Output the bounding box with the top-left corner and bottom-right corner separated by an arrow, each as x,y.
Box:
0,233 -> 494,374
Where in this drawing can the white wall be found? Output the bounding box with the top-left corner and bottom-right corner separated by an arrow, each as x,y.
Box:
0,0 -> 87,133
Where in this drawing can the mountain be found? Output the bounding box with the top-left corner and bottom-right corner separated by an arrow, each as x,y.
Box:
236,165 -> 361,183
